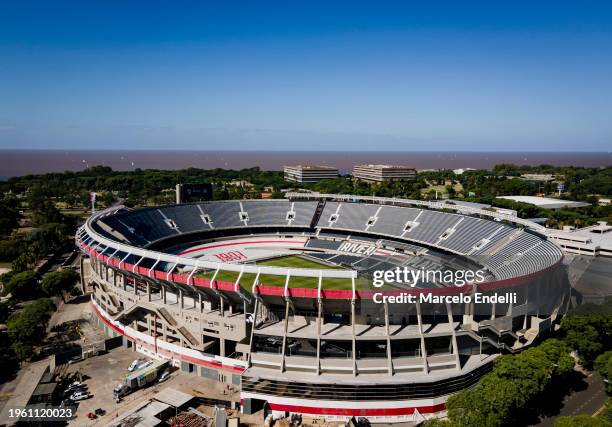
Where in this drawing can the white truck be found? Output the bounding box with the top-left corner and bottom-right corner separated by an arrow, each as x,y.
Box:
113,359 -> 169,398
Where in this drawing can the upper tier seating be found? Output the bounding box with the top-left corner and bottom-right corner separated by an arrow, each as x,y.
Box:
94,199 -> 562,279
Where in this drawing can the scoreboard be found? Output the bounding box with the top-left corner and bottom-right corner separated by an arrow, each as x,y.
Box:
176,183 -> 213,203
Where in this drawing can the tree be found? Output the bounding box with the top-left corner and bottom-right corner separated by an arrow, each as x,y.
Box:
10,252 -> 34,273
538,338 -> 576,375
41,269 -> 79,302
562,313 -> 612,368
10,341 -> 33,361
4,270 -> 41,301
0,301 -> 10,323
422,419 -> 454,427
6,298 -> 55,360
444,339 -> 575,427
24,223 -> 68,264
0,196 -> 20,237
595,352 -> 612,394
555,415 -> 611,427
601,399 -> 612,425
0,239 -> 20,262
27,186 -> 62,225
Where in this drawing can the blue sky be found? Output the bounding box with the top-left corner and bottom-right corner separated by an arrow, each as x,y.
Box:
1,1 -> 611,151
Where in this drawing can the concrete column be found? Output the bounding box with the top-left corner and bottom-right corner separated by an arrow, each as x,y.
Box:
79,256 -> 86,293
446,302 -> 461,370
416,301 -> 428,373
220,338 -> 226,357
316,298 -> 323,376
147,282 -> 151,302
523,293 -> 529,330
351,299 -> 357,376
247,296 -> 260,366
279,299 -> 291,372
198,293 -> 203,313
384,301 -> 393,376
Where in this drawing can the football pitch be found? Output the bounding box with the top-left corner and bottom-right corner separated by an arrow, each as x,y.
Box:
195,255 -> 369,291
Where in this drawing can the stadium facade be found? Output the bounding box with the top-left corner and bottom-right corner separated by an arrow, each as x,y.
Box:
76,193 -> 569,423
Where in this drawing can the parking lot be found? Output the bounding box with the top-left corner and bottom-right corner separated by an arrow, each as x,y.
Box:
64,346 -> 194,425
63,346 -> 136,424
63,346 -> 240,425
50,295 -> 246,425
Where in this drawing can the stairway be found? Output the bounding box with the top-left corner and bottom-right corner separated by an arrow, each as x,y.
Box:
311,200 -> 327,228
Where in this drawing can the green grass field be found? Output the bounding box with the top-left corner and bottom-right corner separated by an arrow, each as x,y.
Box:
194,255 -> 369,291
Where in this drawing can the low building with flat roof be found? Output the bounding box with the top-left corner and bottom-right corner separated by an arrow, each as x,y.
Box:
284,165 -> 338,183
547,222 -> 612,258
153,388 -> 194,408
520,174 -> 556,182
496,196 -> 590,210
352,164 -> 417,182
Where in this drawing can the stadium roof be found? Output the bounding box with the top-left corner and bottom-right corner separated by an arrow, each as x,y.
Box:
446,200 -> 491,209
105,400 -> 170,427
284,164 -> 338,170
496,196 -> 590,209
153,388 -> 194,408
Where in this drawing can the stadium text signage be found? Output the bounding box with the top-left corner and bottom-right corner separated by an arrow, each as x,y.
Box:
338,241 -> 376,256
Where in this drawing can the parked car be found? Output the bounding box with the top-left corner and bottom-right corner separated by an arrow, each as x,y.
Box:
128,358 -> 144,372
68,355 -> 82,364
94,408 -> 106,416
70,391 -> 91,401
64,382 -> 86,393
158,370 -> 170,383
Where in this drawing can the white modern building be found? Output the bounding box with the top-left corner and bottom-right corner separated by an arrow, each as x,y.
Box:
284,165 -> 339,183
352,164 -> 417,182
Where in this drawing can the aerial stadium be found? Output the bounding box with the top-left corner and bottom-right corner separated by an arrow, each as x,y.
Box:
76,193 -> 569,424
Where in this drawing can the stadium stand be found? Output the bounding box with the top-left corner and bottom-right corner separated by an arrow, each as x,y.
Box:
96,200 -> 562,283
78,196 -> 568,425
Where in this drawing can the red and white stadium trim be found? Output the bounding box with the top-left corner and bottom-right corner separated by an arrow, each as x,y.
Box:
241,392 -> 447,421
92,293 -> 447,422
91,298 -> 246,374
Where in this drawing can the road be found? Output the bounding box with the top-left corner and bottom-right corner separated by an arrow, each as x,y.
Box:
534,372 -> 607,426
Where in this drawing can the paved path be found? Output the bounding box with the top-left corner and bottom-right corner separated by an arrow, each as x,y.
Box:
0,359 -> 51,425
535,372 -> 607,426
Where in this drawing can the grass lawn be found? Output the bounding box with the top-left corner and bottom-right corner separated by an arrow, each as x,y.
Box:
258,255 -> 338,270
194,255 -> 368,291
